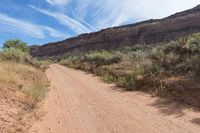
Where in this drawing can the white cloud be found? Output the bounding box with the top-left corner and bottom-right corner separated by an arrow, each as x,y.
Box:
45,0 -> 70,6
70,0 -> 200,29
30,0 -> 200,37
30,5 -> 96,34
0,13 -> 44,38
0,13 -> 68,39
43,26 -> 68,38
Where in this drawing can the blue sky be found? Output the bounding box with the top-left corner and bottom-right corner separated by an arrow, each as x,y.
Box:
0,0 -> 199,47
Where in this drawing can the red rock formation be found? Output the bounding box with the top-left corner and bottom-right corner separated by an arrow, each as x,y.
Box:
30,5 -> 200,57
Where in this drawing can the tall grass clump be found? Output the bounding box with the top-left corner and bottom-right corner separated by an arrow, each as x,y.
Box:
24,80 -> 49,109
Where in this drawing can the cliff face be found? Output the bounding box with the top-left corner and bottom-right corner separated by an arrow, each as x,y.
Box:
30,5 -> 200,57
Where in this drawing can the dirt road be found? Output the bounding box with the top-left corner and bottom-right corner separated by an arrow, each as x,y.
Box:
30,64 -> 200,133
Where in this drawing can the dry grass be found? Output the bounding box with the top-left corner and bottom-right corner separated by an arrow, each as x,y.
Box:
0,61 -> 49,132
0,61 -> 49,107
0,48 -> 50,71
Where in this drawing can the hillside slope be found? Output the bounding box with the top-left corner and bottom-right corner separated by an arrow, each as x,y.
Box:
30,5 -> 200,57
0,62 -> 49,132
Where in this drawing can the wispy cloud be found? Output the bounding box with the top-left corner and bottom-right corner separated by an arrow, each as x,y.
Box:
43,26 -> 68,38
1,0 -> 199,46
0,13 -> 44,38
45,0 -> 70,6
31,0 -> 200,37
0,13 -> 68,39
30,5 -> 97,34
67,0 -> 200,29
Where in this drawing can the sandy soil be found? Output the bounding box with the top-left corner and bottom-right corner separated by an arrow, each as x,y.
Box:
30,64 -> 200,133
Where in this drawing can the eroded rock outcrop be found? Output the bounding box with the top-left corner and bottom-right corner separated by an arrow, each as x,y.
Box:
30,5 -> 200,57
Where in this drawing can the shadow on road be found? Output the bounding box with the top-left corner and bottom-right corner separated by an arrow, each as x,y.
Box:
191,118 -> 200,125
110,84 -> 200,126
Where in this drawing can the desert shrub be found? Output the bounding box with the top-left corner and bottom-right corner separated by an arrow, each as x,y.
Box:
188,43 -> 200,52
116,74 -> 138,90
135,58 -> 154,75
101,72 -> 116,83
84,51 -> 121,66
150,46 -> 165,61
3,39 -> 29,52
132,50 -> 148,59
161,41 -> 182,53
26,58 -> 50,71
120,50 -> 148,66
164,52 -> 180,65
0,48 -> 30,63
122,44 -> 146,52
128,59 -> 154,90
150,46 -> 180,71
59,59 -> 68,66
187,33 -> 200,52
103,51 -> 155,90
160,52 -> 180,73
123,50 -> 154,72
59,56 -> 81,68
0,47 -> 50,71
186,55 -> 200,77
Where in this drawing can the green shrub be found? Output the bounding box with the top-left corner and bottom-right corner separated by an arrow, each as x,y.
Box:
186,55 -> 200,77
116,74 -> 137,90
187,33 -> 200,52
26,58 -> 50,71
84,51 -> 121,66
135,58 -> 154,75
3,39 -> 29,52
0,48 -> 30,63
122,44 -> 146,52
0,48 -> 49,71
101,72 -> 116,83
59,56 -> 81,68
150,47 -> 165,61
164,52 -> 180,65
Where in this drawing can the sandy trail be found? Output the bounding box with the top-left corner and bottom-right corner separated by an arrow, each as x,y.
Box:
30,64 -> 200,133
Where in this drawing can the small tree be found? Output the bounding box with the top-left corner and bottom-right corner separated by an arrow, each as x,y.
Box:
3,39 -> 29,52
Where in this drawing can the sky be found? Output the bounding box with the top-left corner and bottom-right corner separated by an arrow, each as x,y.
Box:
0,0 -> 199,47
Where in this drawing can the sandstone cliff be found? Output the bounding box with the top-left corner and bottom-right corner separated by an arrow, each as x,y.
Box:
30,5 -> 200,57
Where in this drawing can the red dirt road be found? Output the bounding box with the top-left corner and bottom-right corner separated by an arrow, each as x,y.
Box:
30,64 -> 200,133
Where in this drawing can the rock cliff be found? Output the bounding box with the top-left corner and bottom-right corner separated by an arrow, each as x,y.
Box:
30,5 -> 200,57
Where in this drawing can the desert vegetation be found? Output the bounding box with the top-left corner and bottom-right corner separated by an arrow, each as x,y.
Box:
0,39 -> 49,132
1,40 -> 50,71
59,33 -> 200,107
